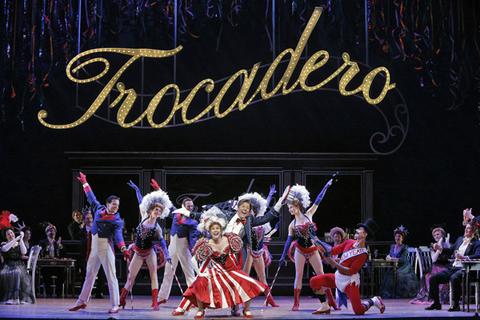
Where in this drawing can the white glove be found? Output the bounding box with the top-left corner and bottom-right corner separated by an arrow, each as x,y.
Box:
174,206 -> 191,218
9,213 -> 19,223
274,186 -> 292,212
20,231 -> 24,239
445,233 -> 451,248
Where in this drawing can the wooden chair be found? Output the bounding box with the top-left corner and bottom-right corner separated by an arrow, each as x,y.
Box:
26,245 -> 41,302
407,247 -> 418,276
415,246 -> 432,279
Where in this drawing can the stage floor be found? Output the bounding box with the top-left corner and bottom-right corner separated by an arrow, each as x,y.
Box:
0,296 -> 478,320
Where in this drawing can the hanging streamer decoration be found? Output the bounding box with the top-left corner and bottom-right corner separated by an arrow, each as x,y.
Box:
0,0 -> 478,129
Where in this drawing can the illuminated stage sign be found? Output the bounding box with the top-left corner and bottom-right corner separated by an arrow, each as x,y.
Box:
38,7 -> 396,130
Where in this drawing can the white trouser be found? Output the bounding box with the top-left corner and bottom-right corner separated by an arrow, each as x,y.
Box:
77,234 -> 119,308
158,235 -> 196,301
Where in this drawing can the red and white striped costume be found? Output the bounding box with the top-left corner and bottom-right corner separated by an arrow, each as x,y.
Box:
183,234 -> 267,309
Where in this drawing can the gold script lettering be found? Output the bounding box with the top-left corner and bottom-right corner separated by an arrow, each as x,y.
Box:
38,7 -> 396,129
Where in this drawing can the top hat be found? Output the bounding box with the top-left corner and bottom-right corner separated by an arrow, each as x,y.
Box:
357,218 -> 379,240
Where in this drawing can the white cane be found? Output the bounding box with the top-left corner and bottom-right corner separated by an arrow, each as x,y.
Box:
261,263 -> 283,311
169,260 -> 184,295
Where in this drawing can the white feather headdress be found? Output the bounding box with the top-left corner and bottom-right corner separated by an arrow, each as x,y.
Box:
237,192 -> 267,216
290,184 -> 311,209
197,206 -> 228,234
139,190 -> 172,220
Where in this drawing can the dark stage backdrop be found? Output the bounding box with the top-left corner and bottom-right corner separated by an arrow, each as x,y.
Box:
1,1 -> 479,248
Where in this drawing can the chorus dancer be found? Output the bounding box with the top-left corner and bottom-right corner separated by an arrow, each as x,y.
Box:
182,207 -> 268,319
69,172 -> 130,314
130,180 -> 199,315
120,181 -> 172,310
278,180 -> 338,311
143,180 -> 200,315
240,189 -> 280,308
172,185 -> 290,316
310,219 -> 386,315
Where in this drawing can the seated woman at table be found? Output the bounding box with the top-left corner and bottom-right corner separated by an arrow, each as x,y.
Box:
410,226 -> 451,305
38,223 -> 66,297
378,226 -> 419,299
0,227 -> 35,304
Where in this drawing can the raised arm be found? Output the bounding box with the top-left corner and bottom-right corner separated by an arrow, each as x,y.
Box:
150,179 -> 161,191
251,208 -> 280,227
306,178 -> 333,216
265,185 -> 276,208
464,208 -> 474,226
172,206 -> 203,222
127,180 -> 143,204
1,233 -> 22,252
77,172 -> 102,213
77,172 -> 92,193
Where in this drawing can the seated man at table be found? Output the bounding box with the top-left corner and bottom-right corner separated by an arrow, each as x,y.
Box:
426,221 -> 480,311
39,223 -> 66,297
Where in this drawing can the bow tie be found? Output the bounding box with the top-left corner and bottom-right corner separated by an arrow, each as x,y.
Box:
176,213 -> 188,225
236,218 -> 246,225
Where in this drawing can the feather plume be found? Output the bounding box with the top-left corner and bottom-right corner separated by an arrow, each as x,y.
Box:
139,190 -> 172,220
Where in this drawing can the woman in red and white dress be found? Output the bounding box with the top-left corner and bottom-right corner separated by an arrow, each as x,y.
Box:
183,207 -> 267,319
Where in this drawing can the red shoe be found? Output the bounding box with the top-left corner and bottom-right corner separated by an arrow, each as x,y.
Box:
312,302 -> 331,314
312,308 -> 331,315
243,309 -> 254,318
194,310 -> 205,318
152,289 -> 159,311
108,307 -> 120,313
119,288 -> 128,309
172,309 -> 185,316
158,299 -> 167,305
69,303 -> 86,311
372,296 -> 386,314
292,288 -> 301,311
264,287 -> 279,307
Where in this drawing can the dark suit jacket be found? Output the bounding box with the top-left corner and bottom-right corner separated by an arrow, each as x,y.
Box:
443,237 -> 480,267
237,209 -> 278,248
68,220 -> 82,240
77,228 -> 89,270
38,238 -> 66,258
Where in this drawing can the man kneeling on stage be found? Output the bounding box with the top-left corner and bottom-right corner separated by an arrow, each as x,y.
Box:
309,218 -> 385,315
